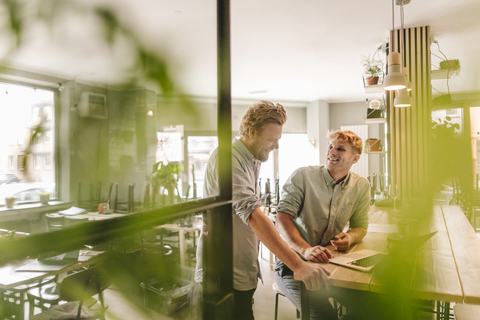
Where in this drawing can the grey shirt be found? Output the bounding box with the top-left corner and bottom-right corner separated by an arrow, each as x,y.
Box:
277,165 -> 370,248
196,138 -> 266,290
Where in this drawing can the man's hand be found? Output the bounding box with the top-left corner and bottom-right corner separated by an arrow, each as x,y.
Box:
302,245 -> 333,263
294,261 -> 331,291
330,232 -> 352,251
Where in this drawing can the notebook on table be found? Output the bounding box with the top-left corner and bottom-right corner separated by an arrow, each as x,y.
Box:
329,231 -> 438,272
16,250 -> 80,272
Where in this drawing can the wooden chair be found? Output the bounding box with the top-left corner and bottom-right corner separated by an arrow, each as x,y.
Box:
45,213 -> 65,231
27,281 -> 61,318
30,265 -> 111,320
1,276 -> 56,320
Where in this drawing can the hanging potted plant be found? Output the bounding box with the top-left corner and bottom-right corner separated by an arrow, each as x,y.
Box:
361,55 -> 383,86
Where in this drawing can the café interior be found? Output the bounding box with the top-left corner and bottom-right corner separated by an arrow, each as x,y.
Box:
0,1 -> 480,319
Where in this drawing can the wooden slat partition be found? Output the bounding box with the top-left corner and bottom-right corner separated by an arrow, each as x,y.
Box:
442,205 -> 480,304
389,26 -> 432,198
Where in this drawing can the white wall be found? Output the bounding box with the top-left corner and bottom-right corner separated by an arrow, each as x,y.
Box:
329,101 -> 386,180
307,100 -> 329,165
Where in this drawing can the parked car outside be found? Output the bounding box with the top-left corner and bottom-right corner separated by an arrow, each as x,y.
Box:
0,182 -> 55,205
0,174 -> 21,184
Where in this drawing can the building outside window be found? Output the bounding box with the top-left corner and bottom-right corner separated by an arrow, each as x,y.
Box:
44,130 -> 51,144
18,155 -> 24,170
8,155 -> 14,170
44,106 -> 53,121
44,154 -> 51,169
0,82 -> 56,205
33,155 -> 41,170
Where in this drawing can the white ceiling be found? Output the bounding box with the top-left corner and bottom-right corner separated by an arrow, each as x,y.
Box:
4,0 -> 480,104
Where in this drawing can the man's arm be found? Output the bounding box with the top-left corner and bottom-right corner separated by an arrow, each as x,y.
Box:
276,211 -> 333,263
330,227 -> 367,251
248,207 -> 330,291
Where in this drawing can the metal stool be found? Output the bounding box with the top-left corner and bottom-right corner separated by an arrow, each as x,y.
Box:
272,282 -> 300,320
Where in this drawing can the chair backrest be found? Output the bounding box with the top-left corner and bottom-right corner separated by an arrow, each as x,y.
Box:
45,213 -> 65,231
59,266 -> 111,302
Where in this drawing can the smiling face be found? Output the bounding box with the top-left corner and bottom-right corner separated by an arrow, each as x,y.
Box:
325,139 -> 360,181
243,122 -> 282,162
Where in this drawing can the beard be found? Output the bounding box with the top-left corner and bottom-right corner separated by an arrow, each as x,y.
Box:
257,149 -> 272,162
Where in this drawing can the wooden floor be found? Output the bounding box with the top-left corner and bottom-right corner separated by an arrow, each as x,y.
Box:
102,258 -> 298,320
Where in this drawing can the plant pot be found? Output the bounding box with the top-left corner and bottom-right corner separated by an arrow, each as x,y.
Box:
367,139 -> 381,151
439,59 -> 460,71
40,194 -> 50,205
366,76 -> 379,86
5,198 -> 14,209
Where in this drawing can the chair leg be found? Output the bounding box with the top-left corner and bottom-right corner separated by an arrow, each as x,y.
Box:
274,293 -> 279,320
99,291 -> 106,320
77,300 -> 84,320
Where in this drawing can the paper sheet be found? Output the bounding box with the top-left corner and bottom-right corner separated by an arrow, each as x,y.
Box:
58,206 -> 86,216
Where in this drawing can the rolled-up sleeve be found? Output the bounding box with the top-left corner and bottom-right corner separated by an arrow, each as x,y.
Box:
277,168 -> 305,218
231,156 -> 265,224
348,179 -> 370,229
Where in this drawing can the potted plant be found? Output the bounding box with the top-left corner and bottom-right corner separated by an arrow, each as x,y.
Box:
361,55 -> 383,86
149,161 -> 182,204
365,138 -> 381,152
5,196 -> 15,208
431,116 -> 460,140
40,192 -> 51,205
439,59 -> 461,76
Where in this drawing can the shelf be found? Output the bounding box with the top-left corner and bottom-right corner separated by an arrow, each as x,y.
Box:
365,151 -> 387,154
431,69 -> 452,80
364,85 -> 384,93
365,117 -> 386,124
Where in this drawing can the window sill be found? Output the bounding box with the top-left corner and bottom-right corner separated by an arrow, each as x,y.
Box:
0,201 -> 74,222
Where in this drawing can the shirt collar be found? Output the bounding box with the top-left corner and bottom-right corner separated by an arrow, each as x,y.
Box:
233,138 -> 259,164
321,166 -> 351,188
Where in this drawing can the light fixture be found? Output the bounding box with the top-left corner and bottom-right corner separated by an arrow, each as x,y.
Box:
384,52 -> 407,90
384,0 -> 409,91
394,88 -> 411,107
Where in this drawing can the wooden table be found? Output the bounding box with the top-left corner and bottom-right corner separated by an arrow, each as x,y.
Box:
300,205 -> 479,320
0,250 -> 104,319
64,212 -> 126,221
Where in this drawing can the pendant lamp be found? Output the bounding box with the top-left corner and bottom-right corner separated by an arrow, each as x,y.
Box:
384,52 -> 407,91
384,0 -> 408,91
394,88 -> 411,107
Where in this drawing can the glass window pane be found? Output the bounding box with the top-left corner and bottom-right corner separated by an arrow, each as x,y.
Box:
0,83 -> 56,205
278,133 -> 319,189
187,136 -> 218,199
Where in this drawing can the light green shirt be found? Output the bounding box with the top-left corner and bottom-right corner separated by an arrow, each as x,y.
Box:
278,166 -> 370,247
